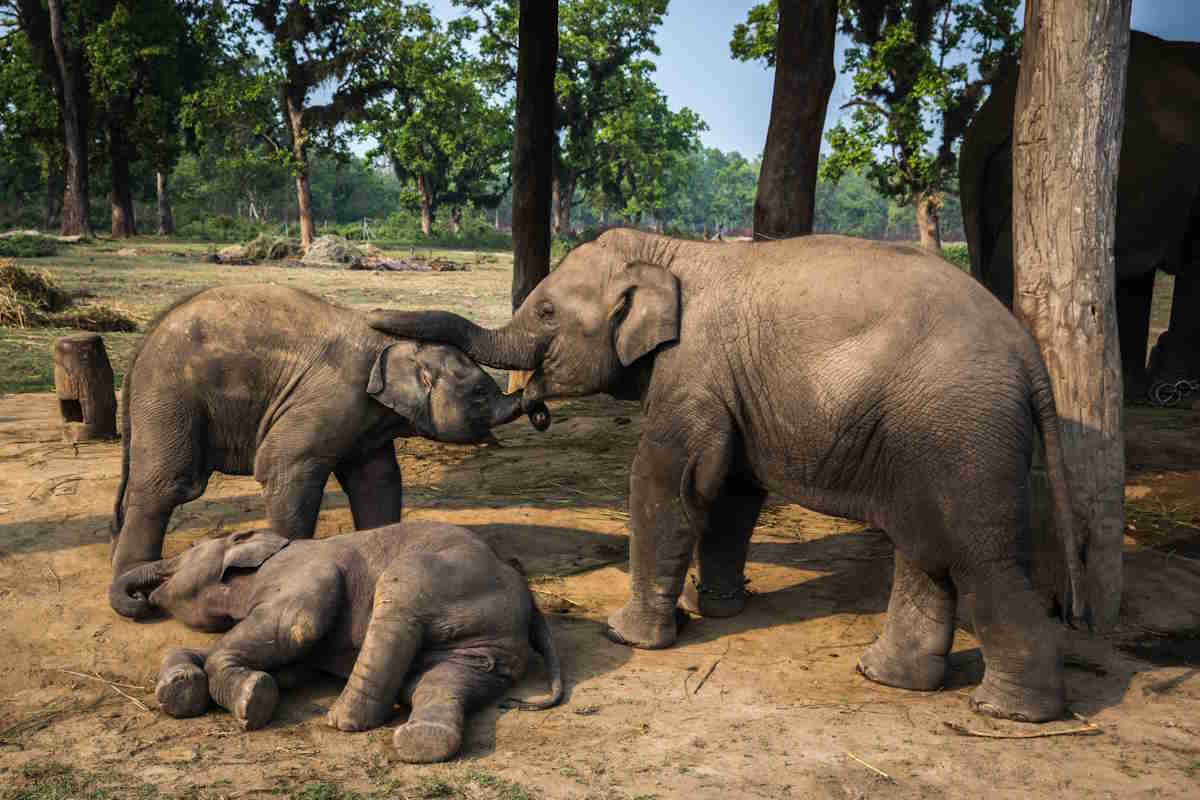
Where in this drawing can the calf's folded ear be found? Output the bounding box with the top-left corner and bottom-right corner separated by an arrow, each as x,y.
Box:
367,343 -> 432,420
221,531 -> 289,578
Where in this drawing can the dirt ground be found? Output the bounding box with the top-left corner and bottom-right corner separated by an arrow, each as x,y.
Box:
1,244 -> 1199,798
0,389 -> 1198,799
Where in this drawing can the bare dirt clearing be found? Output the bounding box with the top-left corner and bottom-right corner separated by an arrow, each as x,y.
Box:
0,242 -> 1198,799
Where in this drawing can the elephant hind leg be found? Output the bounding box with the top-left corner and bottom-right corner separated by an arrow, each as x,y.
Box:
857,551 -> 955,691
679,474 -> 767,619
962,559 -> 1065,722
392,661 -> 508,764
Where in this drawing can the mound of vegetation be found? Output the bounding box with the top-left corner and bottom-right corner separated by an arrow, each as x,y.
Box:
243,233 -> 300,261
0,260 -> 137,332
0,233 -> 61,258
302,234 -> 364,268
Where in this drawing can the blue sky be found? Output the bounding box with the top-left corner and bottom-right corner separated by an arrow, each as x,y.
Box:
399,1 -> 1200,159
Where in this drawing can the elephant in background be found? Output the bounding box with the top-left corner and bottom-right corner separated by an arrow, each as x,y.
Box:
960,30 -> 1200,399
109,284 -> 550,618
114,522 -> 562,763
367,228 -> 1086,723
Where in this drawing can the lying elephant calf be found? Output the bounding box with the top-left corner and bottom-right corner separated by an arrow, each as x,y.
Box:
123,521 -> 562,763
109,283 -> 550,619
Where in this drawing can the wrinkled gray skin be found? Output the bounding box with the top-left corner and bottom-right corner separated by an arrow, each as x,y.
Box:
368,228 -> 1087,723
110,284 -> 550,618
114,522 -> 562,763
960,31 -> 1200,399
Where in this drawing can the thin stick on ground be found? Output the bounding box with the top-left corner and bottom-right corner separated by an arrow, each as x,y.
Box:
530,586 -> 587,608
693,658 -> 720,695
942,715 -> 1103,739
845,750 -> 893,782
53,668 -> 152,711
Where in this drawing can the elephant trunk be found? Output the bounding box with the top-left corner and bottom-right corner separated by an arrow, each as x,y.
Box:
367,310 -> 540,371
490,389 -> 552,432
109,555 -> 179,619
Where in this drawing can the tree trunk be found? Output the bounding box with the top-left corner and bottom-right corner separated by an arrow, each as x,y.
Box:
450,207 -> 462,235
53,333 -> 117,443
1012,0 -> 1131,632
494,206 -> 501,231
418,176 -> 433,236
47,0 -> 89,237
156,171 -> 175,236
109,127 -> 136,238
752,0 -> 837,241
285,94 -> 315,248
551,171 -> 574,235
915,191 -> 942,252
508,0 -> 558,393
45,161 -> 62,230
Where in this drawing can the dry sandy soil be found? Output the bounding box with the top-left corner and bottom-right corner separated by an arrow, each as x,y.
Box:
0,244 -> 1198,799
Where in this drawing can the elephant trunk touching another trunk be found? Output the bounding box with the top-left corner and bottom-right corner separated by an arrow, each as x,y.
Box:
110,555 -> 180,619
368,310 -> 539,372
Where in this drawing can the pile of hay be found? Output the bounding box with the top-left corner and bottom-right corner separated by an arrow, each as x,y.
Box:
0,260 -> 138,332
302,235 -> 364,268
243,234 -> 300,261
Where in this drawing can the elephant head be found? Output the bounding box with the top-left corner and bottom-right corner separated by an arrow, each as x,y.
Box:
366,230 -> 681,407
109,530 -> 289,624
367,341 -> 550,441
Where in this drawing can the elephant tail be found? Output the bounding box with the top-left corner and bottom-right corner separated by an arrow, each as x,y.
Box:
1029,359 -> 1090,630
111,349 -> 133,541
505,604 -> 564,711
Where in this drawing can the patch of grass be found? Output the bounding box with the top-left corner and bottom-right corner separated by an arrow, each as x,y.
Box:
1,761 -> 159,800
292,783 -> 368,800
941,241 -> 970,271
0,234 -> 61,258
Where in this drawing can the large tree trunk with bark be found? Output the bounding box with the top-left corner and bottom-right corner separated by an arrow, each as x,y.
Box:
418,176 -> 433,236
754,0 -> 837,241
285,94 -> 315,249
47,0 -> 89,237
508,0 -> 558,393
109,126 -> 136,238
156,171 -> 175,235
551,170 -> 574,236
1013,0 -> 1131,632
915,191 -> 942,252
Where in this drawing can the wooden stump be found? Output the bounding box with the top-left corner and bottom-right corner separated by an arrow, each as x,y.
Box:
53,333 -> 117,442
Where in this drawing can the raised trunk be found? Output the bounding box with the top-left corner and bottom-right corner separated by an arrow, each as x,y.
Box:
509,0 -> 558,393
915,192 -> 942,252
1012,0 -> 1131,632
109,126 -> 136,238
753,0 -> 837,240
156,171 -> 175,236
47,0 -> 89,237
285,94 -> 315,249
367,310 -> 539,371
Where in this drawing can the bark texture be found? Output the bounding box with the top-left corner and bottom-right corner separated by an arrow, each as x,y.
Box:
286,95 -> 315,249
508,0 -> 558,393
753,0 -> 837,240
915,191 -> 942,252
53,333 -> 117,443
1013,0 -> 1132,631
156,172 -> 175,236
47,0 -> 89,237
109,126 -> 136,238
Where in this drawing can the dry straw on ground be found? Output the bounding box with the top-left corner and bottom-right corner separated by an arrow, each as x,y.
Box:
0,260 -> 138,332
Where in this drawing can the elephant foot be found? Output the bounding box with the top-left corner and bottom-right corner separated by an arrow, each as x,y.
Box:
604,604 -> 687,649
969,671 -> 1065,723
156,663 -> 210,718
679,574 -> 747,618
856,637 -> 946,692
326,693 -> 394,732
392,720 -> 463,764
232,671 -> 279,731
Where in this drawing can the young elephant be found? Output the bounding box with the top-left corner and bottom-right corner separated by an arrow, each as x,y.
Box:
120,522 -> 562,763
109,284 -> 550,618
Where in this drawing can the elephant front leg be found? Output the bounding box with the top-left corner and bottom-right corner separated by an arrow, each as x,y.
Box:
857,551 -> 956,691
607,429 -> 732,650
261,460 -> 336,539
680,475 -> 767,619
156,648 -> 211,718
334,443 -> 404,530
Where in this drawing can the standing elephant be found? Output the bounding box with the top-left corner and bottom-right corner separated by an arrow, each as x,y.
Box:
960,30 -> 1200,399
368,228 -> 1086,723
109,284 -> 550,618
113,522 -> 562,763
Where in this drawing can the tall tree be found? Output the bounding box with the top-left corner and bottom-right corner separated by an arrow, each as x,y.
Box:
361,5 -> 510,236
731,0 -> 837,240
1012,0 -> 1131,631
0,24 -> 63,227
821,0 -> 1022,251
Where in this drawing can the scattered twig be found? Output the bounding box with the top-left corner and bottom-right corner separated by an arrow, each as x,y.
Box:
46,564 -> 61,592
845,750 -> 893,782
942,716 -> 1103,739
530,586 -> 587,608
692,658 -> 721,695
53,669 -> 148,691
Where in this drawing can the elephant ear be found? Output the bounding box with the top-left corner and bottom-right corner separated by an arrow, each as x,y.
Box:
221,531 -> 289,579
367,343 -> 432,421
607,262 -> 681,366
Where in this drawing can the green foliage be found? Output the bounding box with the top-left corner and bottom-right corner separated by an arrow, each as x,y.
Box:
821,0 -> 1021,234
729,1 -> 779,66
0,26 -> 60,228
0,235 -> 60,258
941,241 -> 970,269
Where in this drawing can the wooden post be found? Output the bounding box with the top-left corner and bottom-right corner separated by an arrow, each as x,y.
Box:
1012,0 -> 1132,631
53,333 -> 118,442
507,0 -> 558,394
